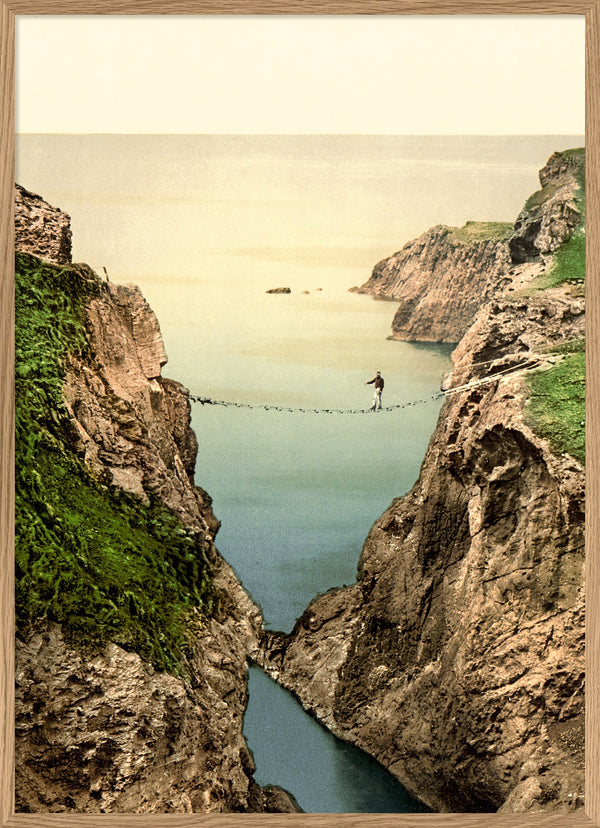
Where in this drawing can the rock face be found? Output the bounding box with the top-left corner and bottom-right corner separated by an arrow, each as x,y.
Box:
258,151 -> 586,813
353,223 -> 513,343
61,265 -> 217,535
354,150 -> 585,344
15,184 -> 73,265
509,151 -> 584,264
260,282 -> 585,814
14,205 -> 296,813
16,566 -> 273,814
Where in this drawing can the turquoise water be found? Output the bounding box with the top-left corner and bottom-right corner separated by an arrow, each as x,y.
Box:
164,274 -> 450,814
16,133 -> 565,813
187,329 -> 451,633
245,666 -> 430,814
173,278 -> 451,816
158,274 -> 449,813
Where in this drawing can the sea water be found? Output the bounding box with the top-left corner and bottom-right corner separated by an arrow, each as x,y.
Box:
16,133 -> 581,812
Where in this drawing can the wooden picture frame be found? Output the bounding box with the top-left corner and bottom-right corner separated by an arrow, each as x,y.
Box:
1,3 -> 598,827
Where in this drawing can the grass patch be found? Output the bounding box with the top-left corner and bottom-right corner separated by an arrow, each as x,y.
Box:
525,349 -> 585,465
538,337 -> 585,356
521,151 -> 586,464
448,221 -> 514,243
528,232 -> 585,293
562,147 -> 586,161
15,252 -> 212,674
528,149 -> 586,294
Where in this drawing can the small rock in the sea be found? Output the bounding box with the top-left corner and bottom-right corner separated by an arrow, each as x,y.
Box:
302,290 -> 310,294
266,287 -> 291,294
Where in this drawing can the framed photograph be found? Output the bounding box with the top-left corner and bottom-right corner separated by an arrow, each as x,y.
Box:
1,4 -> 598,828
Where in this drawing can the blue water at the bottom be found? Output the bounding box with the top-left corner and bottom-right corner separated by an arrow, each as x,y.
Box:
244,666 -> 430,813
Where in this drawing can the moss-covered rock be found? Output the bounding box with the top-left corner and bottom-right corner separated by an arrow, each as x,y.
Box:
15,252 -> 213,675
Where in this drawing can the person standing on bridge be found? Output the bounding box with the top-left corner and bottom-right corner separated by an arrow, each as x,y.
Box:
366,371 -> 384,411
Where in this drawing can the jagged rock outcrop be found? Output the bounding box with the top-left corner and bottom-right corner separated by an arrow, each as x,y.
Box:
16,545 -> 298,814
258,153 -> 586,813
353,149 -> 585,344
16,565 -> 275,814
14,195 -> 297,813
509,151 -> 584,264
15,184 -> 73,265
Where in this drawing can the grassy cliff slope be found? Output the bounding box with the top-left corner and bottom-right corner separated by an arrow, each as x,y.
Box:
15,252 -> 213,675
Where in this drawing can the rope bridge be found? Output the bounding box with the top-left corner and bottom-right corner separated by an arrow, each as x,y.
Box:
189,358 -> 543,416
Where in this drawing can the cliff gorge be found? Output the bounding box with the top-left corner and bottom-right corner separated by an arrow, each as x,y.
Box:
259,149 -> 586,813
14,187 -> 296,814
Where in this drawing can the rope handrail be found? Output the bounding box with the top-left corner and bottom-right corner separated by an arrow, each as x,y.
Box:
189,392 -> 446,415
189,358 -> 544,415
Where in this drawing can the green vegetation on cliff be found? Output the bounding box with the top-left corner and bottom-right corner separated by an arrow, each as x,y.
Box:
448,221 -> 514,243
523,148 -> 585,464
15,253 -> 212,674
543,233 -> 585,290
528,148 -> 585,292
525,339 -> 585,465
563,147 -> 586,210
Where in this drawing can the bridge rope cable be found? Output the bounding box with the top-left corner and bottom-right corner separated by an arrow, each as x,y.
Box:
189,358 -> 544,415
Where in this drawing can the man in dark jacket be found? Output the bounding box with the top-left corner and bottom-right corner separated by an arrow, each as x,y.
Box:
366,371 -> 384,411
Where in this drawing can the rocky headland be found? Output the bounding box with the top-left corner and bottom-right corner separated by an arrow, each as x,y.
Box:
352,150 -> 585,346
258,149 -> 586,813
14,186 -> 298,814
351,221 -> 514,343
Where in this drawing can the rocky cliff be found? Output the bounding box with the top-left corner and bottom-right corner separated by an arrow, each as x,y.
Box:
259,149 -> 586,813
353,151 -> 585,345
14,186 -> 297,814
352,222 -> 514,343
15,184 -> 72,265
510,150 -> 586,264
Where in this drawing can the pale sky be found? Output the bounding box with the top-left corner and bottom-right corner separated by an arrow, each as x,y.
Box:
16,15 -> 585,135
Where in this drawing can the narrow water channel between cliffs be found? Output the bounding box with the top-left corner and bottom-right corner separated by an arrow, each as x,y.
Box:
179,279 -> 452,811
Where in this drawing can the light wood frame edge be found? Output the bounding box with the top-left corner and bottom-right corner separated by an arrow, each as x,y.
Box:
1,3 -> 598,827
